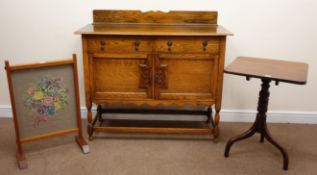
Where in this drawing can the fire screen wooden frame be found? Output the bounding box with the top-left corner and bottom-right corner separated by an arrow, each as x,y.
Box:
5,54 -> 89,169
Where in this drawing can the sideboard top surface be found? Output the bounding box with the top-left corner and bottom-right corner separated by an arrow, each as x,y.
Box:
75,10 -> 233,36
75,23 -> 232,36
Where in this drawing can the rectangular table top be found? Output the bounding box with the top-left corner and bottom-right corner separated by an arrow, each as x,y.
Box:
75,23 -> 233,36
224,57 -> 308,84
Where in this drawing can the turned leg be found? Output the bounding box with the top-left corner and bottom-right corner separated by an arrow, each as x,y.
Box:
207,106 -> 212,123
207,106 -> 216,128
86,103 -> 94,140
207,106 -> 218,142
87,104 -> 93,124
87,125 -> 94,141
97,105 -> 103,123
212,106 -> 221,139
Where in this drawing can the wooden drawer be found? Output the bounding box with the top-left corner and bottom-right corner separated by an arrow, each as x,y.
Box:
87,36 -> 152,53
155,37 -> 220,53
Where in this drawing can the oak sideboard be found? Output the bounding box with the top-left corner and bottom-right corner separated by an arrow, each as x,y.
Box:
75,10 -> 232,140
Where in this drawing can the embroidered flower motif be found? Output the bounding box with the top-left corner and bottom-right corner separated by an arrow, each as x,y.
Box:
27,85 -> 36,95
25,77 -> 68,128
43,97 -> 53,107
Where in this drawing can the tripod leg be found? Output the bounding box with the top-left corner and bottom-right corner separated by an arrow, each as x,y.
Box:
224,125 -> 256,157
264,125 -> 289,170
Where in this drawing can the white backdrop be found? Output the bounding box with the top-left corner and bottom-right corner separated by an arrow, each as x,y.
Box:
0,0 -> 316,119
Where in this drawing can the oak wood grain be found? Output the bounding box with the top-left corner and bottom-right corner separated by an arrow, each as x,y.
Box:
87,36 -> 152,53
95,126 -> 211,135
92,99 -> 215,108
157,53 -> 216,100
93,10 -> 218,24
75,24 -> 232,36
77,10 -> 231,138
155,37 -> 220,53
92,54 -> 152,99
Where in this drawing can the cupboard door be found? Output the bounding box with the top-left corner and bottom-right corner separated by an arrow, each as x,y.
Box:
155,53 -> 218,100
91,53 -> 153,100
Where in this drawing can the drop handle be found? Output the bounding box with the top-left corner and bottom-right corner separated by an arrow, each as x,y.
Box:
134,41 -> 141,51
166,41 -> 173,52
202,41 -> 208,51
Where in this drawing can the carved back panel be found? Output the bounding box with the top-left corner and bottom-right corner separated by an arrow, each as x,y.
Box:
93,10 -> 218,25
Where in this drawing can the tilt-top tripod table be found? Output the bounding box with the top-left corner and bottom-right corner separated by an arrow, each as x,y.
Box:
223,57 -> 308,170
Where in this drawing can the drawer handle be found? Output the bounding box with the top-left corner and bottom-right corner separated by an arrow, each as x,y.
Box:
100,40 -> 106,51
202,41 -> 208,51
134,41 -> 141,51
166,41 -> 173,52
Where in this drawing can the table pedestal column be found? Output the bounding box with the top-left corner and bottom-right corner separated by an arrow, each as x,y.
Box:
224,79 -> 289,170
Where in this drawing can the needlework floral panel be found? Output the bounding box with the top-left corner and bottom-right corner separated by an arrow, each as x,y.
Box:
11,64 -> 77,139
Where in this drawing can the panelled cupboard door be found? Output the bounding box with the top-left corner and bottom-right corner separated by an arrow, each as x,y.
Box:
155,53 -> 218,100
90,53 -> 153,100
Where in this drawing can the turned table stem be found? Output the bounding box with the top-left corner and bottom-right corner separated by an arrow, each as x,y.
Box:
224,79 -> 289,170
